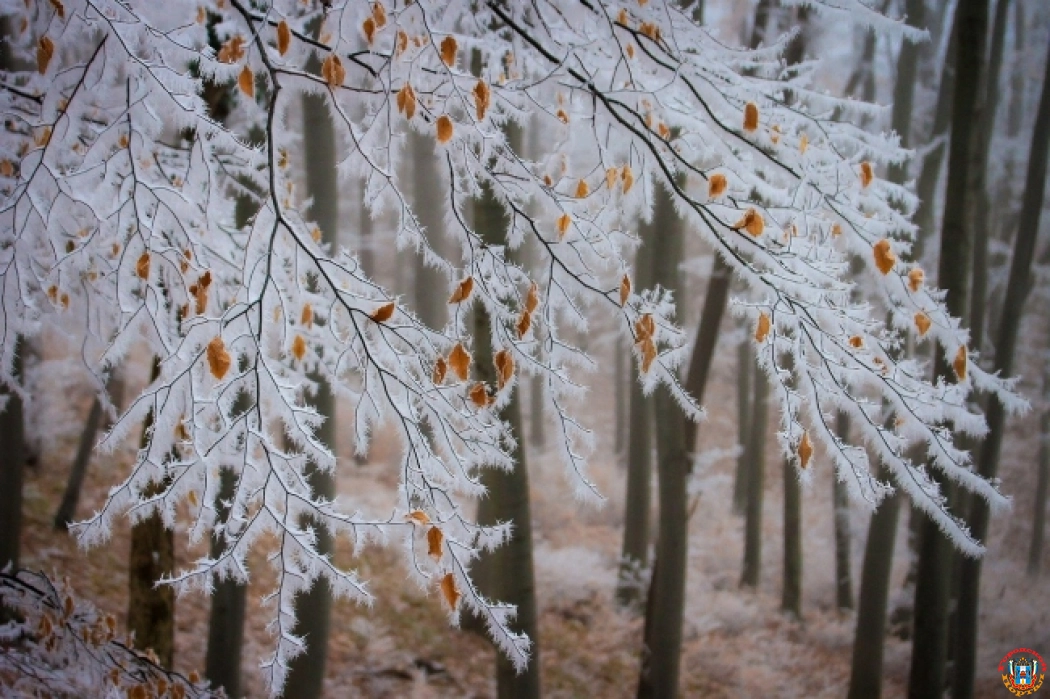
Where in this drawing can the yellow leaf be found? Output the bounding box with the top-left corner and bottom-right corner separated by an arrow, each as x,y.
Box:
733,208 -> 764,237
619,274 -> 631,306
427,526 -> 444,559
448,276 -> 474,304
440,573 -> 460,610
440,36 -> 458,67
436,115 -> 454,144
953,345 -> 967,381
908,268 -> 924,293
136,252 -> 151,280
37,36 -> 54,74
914,311 -> 932,336
755,312 -> 771,343
237,64 -> 254,99
433,356 -> 447,384
277,20 -> 291,55
187,490 -> 199,507
743,102 -> 759,132
556,213 -> 571,239
708,173 -> 727,199
798,432 -> 813,469
370,301 -> 395,323
207,336 -> 232,380
291,334 -> 307,361
406,510 -> 430,525
873,239 -> 895,275
449,343 -> 471,381
799,133 -> 809,154
469,382 -> 490,407
494,349 -> 514,390
860,161 -> 874,188
301,303 -> 313,328
574,179 -> 589,198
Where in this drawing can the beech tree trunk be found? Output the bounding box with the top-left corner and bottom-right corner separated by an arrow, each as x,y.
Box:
740,365 -> 770,589
732,333 -> 752,514
637,182 -> 688,699
127,358 -> 175,668
1030,407 -> 1049,576
952,28 -> 1050,699
283,61 -> 340,698
909,1 -> 989,696
782,454 -> 802,619
205,467 -> 247,698
833,415 -> 854,611
410,130 -> 447,331
0,338 -> 25,576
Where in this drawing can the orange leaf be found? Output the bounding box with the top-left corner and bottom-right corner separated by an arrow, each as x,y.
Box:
640,338 -> 657,373
799,133 -> 809,154
396,30 -> 408,57
397,83 -> 417,120
574,179 -> 589,198
606,167 -> 618,190
406,510 -> 430,525
708,173 -> 727,199
469,382 -> 490,407
321,53 -> 345,87
619,274 -> 631,306
370,301 -> 395,323
516,310 -> 532,338
635,313 -> 655,341
436,115 -> 454,144
556,213 -> 571,239
621,165 -> 635,193
448,276 -> 474,304
525,282 -> 540,314
860,161 -> 874,188
362,16 -> 376,45
136,252 -> 151,280
953,345 -> 967,381
277,20 -> 291,55
733,208 -> 764,237
494,349 -> 514,390
798,432 -> 813,469
755,312 -> 771,343
238,65 -> 254,99
440,36 -> 458,67
849,335 -> 863,349
49,0 -> 65,18
830,223 -> 842,237
448,343 -> 471,381
372,2 -> 387,29
873,239 -> 896,275
427,526 -> 444,559
37,36 -> 54,74
914,312 -> 932,336
291,334 -> 307,361
556,108 -> 569,124
207,337 -> 231,380
743,102 -> 759,132
433,356 -> 448,384
908,268 -> 924,293
301,303 -> 313,328
473,80 -> 490,121
440,573 -> 460,610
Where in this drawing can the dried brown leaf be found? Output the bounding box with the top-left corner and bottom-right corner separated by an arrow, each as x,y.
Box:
755,312 -> 771,343
135,252 -> 150,280
914,311 -> 932,336
440,573 -> 460,610
37,36 -> 54,74
953,345 -> 967,381
436,115 -> 453,143
448,343 -> 471,381
440,36 -> 458,67
494,349 -> 514,390
370,301 -> 395,323
291,334 -> 307,361
469,382 -> 490,407
798,432 -> 813,469
207,336 -> 231,380
908,268 -> 924,293
516,310 -> 532,338
619,274 -> 631,306
433,356 -> 448,385
427,526 -> 444,559
743,102 -> 759,132
873,239 -> 895,275
708,173 -> 727,199
448,276 -> 474,304
860,161 -> 874,188
277,20 -> 291,55
237,64 -> 254,99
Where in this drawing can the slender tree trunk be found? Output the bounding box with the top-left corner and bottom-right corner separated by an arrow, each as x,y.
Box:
283,56 -> 340,698
205,468 -> 247,698
740,365 -> 769,588
616,217 -> 655,609
732,333 -> 752,514
952,29 -> 1050,699
682,255 -> 731,454
469,162 -> 541,698
637,183 -> 689,699
410,130 -> 447,331
615,338 -> 626,456
847,465 -> 902,699
909,1 -> 990,696
782,455 -> 802,619
54,371 -> 123,530
0,339 -> 25,575
127,358 -> 175,667
833,416 -> 854,611
1029,408 -> 1049,576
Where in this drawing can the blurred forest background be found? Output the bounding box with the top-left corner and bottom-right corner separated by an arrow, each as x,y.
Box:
3,0 -> 1050,697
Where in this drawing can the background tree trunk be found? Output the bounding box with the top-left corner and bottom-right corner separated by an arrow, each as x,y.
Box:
781,455 -> 802,619
833,415 -> 854,611
909,1 -> 989,696
740,366 -> 769,589
410,130 -> 447,331
952,27 -> 1050,699
732,333 -> 753,514
0,338 -> 25,574
1030,407 -> 1049,576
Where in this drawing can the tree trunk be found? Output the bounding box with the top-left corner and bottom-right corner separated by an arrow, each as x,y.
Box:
952,28 -> 1050,699
909,1 -> 990,696
1029,408 -> 1049,576
410,130 -> 447,331
0,338 -> 25,574
682,255 -> 731,454
54,372 -> 123,530
616,216 -> 655,609
469,163 -> 541,698
615,338 -> 626,456
283,57 -> 340,698
833,415 -> 854,611
847,465 -> 902,699
782,455 -> 803,619
205,468 -> 247,698
732,333 -> 753,514
637,182 -> 689,699
740,365 -> 770,589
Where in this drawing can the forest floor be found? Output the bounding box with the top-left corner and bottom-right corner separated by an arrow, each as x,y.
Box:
16,316 -> 1050,699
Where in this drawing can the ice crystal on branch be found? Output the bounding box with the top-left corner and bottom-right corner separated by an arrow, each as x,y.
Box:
0,0 -> 1022,692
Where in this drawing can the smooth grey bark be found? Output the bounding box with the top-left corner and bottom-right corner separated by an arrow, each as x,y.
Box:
847,466 -> 902,699
781,454 -> 802,619
410,130 -> 447,330
637,183 -> 689,699
54,372 -> 124,530
469,169 -> 541,698
909,1 -> 989,696
732,333 -> 753,514
616,216 -> 655,609
127,358 -> 175,667
951,29 -> 1050,699
283,64 -> 340,699
833,416 -> 854,611
740,363 -> 770,589
0,339 -> 25,575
